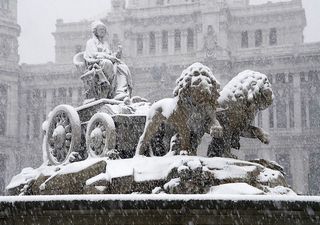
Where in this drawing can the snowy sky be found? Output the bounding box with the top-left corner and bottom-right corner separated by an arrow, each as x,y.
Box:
18,0 -> 320,64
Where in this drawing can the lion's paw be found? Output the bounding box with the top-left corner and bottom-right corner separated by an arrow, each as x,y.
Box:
210,125 -> 223,138
259,132 -> 270,144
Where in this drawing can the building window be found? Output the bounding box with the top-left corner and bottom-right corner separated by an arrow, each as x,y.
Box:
26,115 -> 30,139
269,28 -> 277,46
276,153 -> 292,186
309,153 -> 320,195
300,72 -> 306,82
137,34 -> 143,55
149,32 -> 156,54
55,87 -> 67,104
269,105 -> 274,128
78,87 -> 84,104
0,177 -> 4,195
276,73 -> 285,83
33,113 -> 40,138
268,74 -> 273,84
289,99 -> 294,128
0,84 -> 8,136
309,98 -> 320,128
301,99 -> 307,128
276,100 -> 287,128
241,31 -> 248,48
68,87 -> 73,98
174,29 -> 181,51
187,28 -> 194,50
257,111 -> 262,127
288,73 -> 293,83
162,30 -> 168,51
308,71 -> 319,83
156,0 -> 164,5
255,29 -> 262,47
0,0 -> 9,10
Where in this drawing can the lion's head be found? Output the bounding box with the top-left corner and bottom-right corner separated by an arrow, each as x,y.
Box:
173,63 -> 220,105
219,70 -> 273,110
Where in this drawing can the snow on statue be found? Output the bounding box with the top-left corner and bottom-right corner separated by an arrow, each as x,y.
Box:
207,70 -> 274,158
136,62 -> 223,156
74,20 -> 132,101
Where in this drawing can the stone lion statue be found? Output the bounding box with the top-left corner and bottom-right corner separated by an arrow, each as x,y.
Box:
136,62 -> 223,156
207,70 -> 274,158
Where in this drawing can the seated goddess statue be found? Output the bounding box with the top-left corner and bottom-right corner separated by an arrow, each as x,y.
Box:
82,20 -> 133,101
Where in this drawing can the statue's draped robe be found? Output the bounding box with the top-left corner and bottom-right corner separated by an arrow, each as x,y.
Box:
84,36 -> 132,100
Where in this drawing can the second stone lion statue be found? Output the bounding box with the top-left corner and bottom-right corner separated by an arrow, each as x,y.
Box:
207,70 -> 274,158
136,63 -> 223,156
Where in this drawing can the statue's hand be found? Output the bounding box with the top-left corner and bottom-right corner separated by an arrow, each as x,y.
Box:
210,125 -> 223,138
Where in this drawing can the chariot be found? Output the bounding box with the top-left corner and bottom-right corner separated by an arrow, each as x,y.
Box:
42,52 -> 148,165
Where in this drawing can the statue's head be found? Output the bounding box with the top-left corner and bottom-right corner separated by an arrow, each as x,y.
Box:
173,62 -> 220,106
91,20 -> 107,39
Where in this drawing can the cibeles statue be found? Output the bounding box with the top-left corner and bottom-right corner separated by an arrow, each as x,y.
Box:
74,20 -> 132,101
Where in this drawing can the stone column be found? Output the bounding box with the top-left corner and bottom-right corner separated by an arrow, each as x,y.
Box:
293,73 -> 302,131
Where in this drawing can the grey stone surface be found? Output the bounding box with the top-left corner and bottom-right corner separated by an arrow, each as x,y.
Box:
0,196 -> 319,225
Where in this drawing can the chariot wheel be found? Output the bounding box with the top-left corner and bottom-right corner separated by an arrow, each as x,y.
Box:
85,113 -> 116,157
45,105 -> 81,165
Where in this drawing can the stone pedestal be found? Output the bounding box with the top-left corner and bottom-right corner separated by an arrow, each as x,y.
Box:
0,195 -> 319,225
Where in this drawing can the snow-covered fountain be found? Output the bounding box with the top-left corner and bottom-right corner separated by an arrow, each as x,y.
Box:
1,22 -> 319,224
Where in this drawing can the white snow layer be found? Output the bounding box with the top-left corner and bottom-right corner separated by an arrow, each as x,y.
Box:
0,194 -> 319,203
209,183 -> 264,195
7,156 -> 294,196
219,70 -> 272,103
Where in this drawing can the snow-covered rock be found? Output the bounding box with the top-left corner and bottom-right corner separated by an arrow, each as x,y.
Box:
6,156 -> 293,196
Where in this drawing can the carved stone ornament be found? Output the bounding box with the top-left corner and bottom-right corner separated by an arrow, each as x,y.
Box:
1,38 -> 11,58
